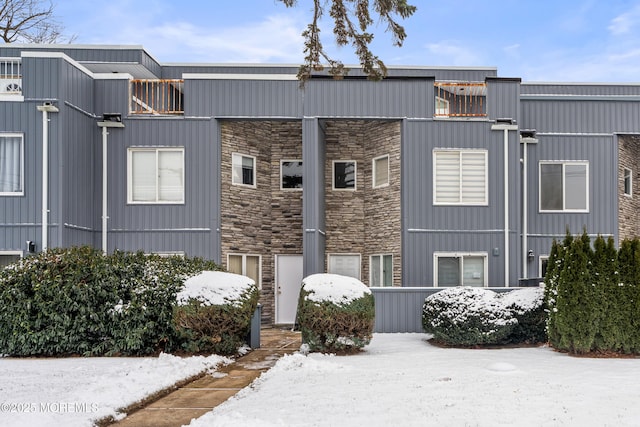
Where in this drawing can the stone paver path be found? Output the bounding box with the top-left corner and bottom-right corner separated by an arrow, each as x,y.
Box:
109,328 -> 301,427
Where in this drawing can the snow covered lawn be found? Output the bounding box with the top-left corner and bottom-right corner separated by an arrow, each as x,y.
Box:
191,334 -> 640,427
0,353 -> 230,427
1,334 -> 640,427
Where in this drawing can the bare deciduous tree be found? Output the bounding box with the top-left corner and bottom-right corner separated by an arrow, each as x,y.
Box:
278,0 -> 416,82
0,0 -> 75,43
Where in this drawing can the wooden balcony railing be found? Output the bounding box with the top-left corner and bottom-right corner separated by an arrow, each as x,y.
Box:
130,79 -> 184,115
0,58 -> 22,95
434,82 -> 487,118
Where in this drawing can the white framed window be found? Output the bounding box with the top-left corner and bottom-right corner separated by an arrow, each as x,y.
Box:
539,162 -> 589,212
232,153 -> 256,187
372,155 -> 389,188
434,252 -> 487,287
435,96 -> 450,116
0,133 -> 24,196
0,250 -> 22,268
539,255 -> 549,279
370,254 -> 393,287
128,147 -> 184,204
624,168 -> 632,197
328,253 -> 361,280
433,149 -> 487,205
333,160 -> 356,190
228,254 -> 262,288
281,159 -> 303,190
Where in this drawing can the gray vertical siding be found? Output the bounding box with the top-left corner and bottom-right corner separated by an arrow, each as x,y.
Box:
371,286 -> 517,333
401,117 -> 521,286
104,117 -> 219,258
305,79 -> 431,118
185,79 -> 302,118
0,102 -> 46,252
302,117 -> 326,276
58,59 -> 96,248
371,287 -> 437,333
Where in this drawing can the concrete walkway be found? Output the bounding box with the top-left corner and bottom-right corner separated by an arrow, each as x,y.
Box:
109,328 -> 301,427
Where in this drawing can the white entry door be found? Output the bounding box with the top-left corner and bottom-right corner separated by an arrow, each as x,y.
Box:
275,255 -> 304,324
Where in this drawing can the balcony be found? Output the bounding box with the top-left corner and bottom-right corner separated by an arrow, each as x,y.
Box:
434,82 -> 486,118
130,79 -> 184,115
0,58 -> 22,96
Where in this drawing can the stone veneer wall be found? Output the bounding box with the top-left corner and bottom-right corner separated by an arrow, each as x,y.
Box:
618,135 -> 640,242
324,120 -> 402,286
220,121 -> 303,323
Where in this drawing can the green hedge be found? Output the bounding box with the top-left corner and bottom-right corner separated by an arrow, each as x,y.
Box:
545,232 -> 640,354
297,274 -> 375,353
173,272 -> 260,355
0,247 -> 221,356
422,287 -> 545,346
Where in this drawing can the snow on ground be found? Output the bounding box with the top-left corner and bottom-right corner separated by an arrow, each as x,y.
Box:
190,334 -> 640,427
0,353 -> 230,427
1,334 -> 640,427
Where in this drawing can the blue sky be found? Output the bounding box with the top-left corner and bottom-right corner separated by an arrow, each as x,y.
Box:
53,0 -> 640,82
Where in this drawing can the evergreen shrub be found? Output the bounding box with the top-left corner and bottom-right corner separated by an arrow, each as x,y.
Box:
422,287 -> 545,346
173,271 -> 260,355
0,247 -> 221,356
546,232 -> 640,355
296,274 -> 375,353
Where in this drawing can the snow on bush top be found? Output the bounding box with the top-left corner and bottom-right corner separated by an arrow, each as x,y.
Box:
425,286 -> 544,326
302,273 -> 371,305
500,287 -> 544,314
177,271 -> 255,307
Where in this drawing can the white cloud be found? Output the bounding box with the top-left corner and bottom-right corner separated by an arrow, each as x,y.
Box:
425,40 -> 482,66
132,15 -> 306,63
69,3 -> 306,64
608,4 -> 640,36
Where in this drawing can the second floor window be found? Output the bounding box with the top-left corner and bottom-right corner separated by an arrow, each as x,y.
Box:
373,155 -> 389,188
624,168 -> 632,197
433,149 -> 487,205
333,160 -> 356,190
281,160 -> 303,189
232,153 -> 256,187
539,162 -> 588,212
128,147 -> 184,204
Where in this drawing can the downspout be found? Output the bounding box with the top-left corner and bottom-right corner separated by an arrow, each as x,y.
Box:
101,126 -> 108,254
520,131 -> 538,280
492,120 -> 518,287
97,114 -> 125,255
36,103 -> 59,251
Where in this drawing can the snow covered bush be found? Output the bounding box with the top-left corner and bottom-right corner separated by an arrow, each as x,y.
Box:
0,246 -> 221,356
422,287 -> 545,346
173,271 -> 259,355
296,274 -> 375,353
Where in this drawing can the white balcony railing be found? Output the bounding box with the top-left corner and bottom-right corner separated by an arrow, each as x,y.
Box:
0,58 -> 22,95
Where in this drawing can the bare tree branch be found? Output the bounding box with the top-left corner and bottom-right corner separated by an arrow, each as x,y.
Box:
278,0 -> 416,84
0,0 -> 76,44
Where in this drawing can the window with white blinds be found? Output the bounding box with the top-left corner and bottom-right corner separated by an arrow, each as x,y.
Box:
228,254 -> 261,288
433,150 -> 487,205
128,148 -> 184,203
373,155 -> 389,188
